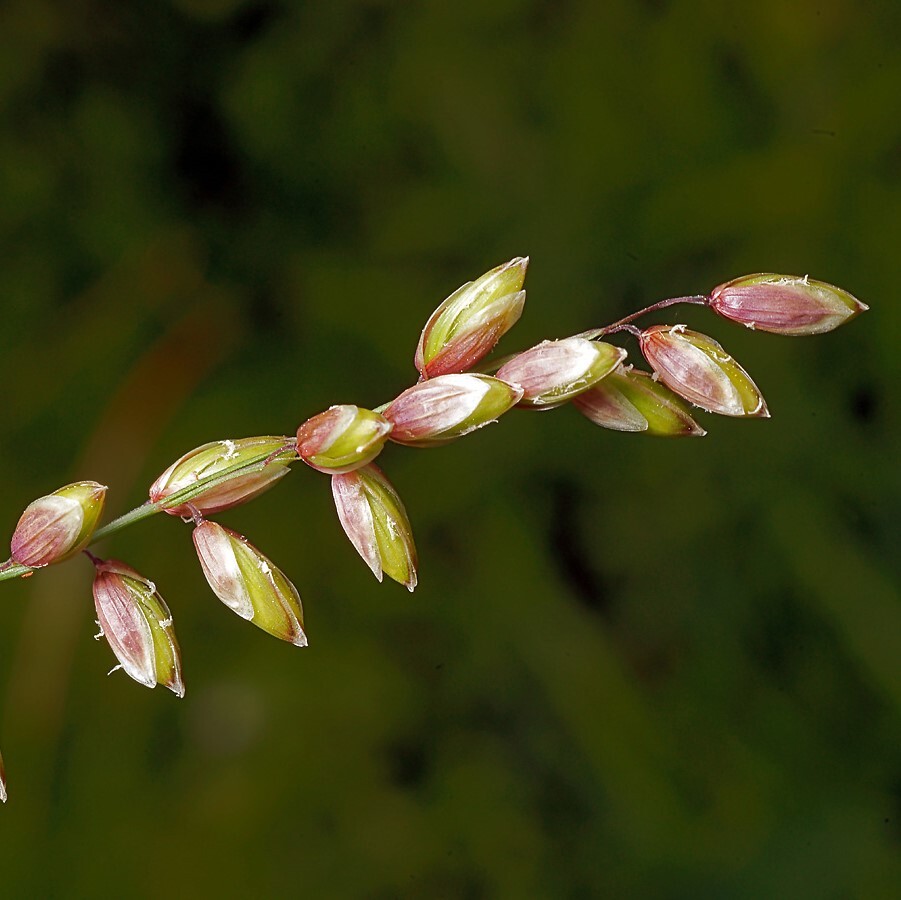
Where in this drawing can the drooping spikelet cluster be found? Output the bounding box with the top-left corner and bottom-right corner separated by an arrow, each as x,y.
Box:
0,259 -> 866,801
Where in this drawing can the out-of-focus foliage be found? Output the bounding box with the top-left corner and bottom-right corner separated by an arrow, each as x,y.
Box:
1,1 -> 898,897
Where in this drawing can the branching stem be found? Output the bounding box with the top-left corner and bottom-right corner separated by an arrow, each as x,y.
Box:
578,294 -> 709,340
0,292 -> 709,587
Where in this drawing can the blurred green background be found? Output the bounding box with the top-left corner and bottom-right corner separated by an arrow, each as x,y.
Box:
0,0 -> 898,897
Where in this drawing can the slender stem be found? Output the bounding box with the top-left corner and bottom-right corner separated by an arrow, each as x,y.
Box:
91,500 -> 162,542
0,562 -> 33,583
601,323 -> 643,339
578,294 -> 709,340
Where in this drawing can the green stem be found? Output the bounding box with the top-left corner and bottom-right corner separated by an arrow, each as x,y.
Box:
91,501 -> 162,542
0,442 -> 298,585
0,562 -> 33,582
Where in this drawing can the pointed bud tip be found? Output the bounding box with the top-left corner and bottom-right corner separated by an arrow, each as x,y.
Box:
193,521 -> 306,645
296,405 -> 392,474
332,465 -> 417,589
92,562 -> 185,696
641,326 -> 767,418
574,366 -> 708,437
151,437 -> 295,516
416,258 -> 530,378
497,338 -> 625,408
10,481 -> 107,568
385,374 -> 521,446
710,274 -> 867,335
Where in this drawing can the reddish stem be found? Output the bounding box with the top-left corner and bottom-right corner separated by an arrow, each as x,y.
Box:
601,323 -> 644,339
579,294 -> 709,340
185,504 -> 204,527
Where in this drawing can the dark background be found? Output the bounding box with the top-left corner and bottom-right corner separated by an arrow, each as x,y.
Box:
0,1 -> 898,897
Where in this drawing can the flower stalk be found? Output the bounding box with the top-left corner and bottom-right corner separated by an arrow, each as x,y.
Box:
0,267 -> 866,591
0,256 -> 868,801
